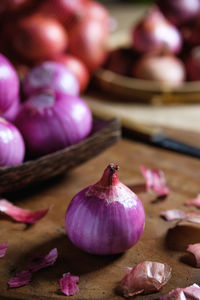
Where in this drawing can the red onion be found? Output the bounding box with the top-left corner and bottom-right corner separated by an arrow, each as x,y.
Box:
52,54 -> 90,93
69,18 -> 108,72
15,90 -> 92,157
157,0 -> 200,26
66,163 -> 145,255
0,53 -> 19,113
134,54 -> 185,87
82,1 -> 110,28
186,47 -> 200,81
0,117 -> 25,166
0,0 -> 31,14
2,99 -> 20,122
38,0 -> 87,29
132,7 -> 182,54
12,14 -> 68,62
182,15 -> 200,47
23,61 -> 80,97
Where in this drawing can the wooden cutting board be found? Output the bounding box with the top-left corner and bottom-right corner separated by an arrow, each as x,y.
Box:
0,138 -> 200,300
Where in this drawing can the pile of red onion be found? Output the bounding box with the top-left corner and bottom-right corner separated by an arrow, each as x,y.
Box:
0,0 -> 112,93
104,0 -> 200,84
0,52 -> 93,166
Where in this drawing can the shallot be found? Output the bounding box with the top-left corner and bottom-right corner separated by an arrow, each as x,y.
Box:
16,90 -> 92,157
0,117 -> 25,166
133,54 -> 185,87
66,163 -> 145,255
132,7 -> 182,54
23,61 -> 80,97
0,54 -> 19,113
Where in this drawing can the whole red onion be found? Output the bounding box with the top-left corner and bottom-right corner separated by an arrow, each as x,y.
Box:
0,117 -> 25,166
38,0 -> 87,29
52,54 -> 90,93
0,54 -> 19,113
2,99 -> 21,122
157,0 -> 200,26
12,14 -> 68,62
186,47 -> 200,81
23,61 -> 80,97
66,163 -> 145,255
82,1 -> 110,28
181,15 -> 200,47
134,54 -> 185,87
15,90 -> 92,157
69,18 -> 108,72
132,7 -> 182,54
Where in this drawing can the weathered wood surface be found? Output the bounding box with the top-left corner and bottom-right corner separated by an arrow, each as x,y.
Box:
0,138 -> 200,299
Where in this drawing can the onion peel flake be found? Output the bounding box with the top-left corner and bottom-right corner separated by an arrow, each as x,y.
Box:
187,243 -> 200,267
0,199 -> 53,224
185,194 -> 200,208
0,242 -> 8,258
121,261 -> 171,297
8,270 -> 32,288
140,166 -> 170,196
59,272 -> 79,296
161,209 -> 200,224
160,283 -> 200,299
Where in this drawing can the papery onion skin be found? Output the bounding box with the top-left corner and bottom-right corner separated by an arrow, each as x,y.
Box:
52,54 -> 90,93
133,54 -> 185,87
23,61 -> 80,97
66,163 -> 145,255
0,53 -> 19,113
132,7 -> 182,55
157,0 -> 200,26
15,91 -> 92,157
186,47 -> 200,81
0,117 -> 25,166
12,14 -> 68,62
69,19 -> 109,72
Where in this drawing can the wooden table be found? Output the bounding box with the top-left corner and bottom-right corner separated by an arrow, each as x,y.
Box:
1,138 -> 200,300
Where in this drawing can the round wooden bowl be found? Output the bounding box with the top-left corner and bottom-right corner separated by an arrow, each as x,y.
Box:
94,31 -> 200,104
0,117 -> 121,194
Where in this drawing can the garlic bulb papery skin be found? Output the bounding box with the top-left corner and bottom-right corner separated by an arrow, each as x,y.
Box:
65,164 -> 145,255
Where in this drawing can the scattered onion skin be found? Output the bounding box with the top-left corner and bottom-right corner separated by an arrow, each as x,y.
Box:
133,54 -> 186,87
15,90 -> 92,157
66,163 -> 145,255
157,0 -> 200,26
0,53 -> 19,113
23,61 -> 80,97
0,117 -> 25,166
69,18 -> 109,72
186,47 -> 200,81
12,14 -> 68,62
132,7 -> 182,55
52,54 -> 90,93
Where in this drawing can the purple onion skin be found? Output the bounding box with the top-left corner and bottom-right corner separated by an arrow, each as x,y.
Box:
157,0 -> 200,26
2,99 -> 21,122
0,117 -> 25,166
132,7 -> 182,55
66,164 -> 145,255
15,91 -> 92,157
23,61 -> 80,97
0,53 -> 19,113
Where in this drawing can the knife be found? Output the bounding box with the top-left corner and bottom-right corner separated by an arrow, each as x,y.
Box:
87,100 -> 200,159
122,125 -> 200,159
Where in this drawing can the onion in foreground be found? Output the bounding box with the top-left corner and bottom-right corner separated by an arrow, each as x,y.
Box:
66,163 -> 145,255
0,117 -> 25,166
15,90 -> 92,157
